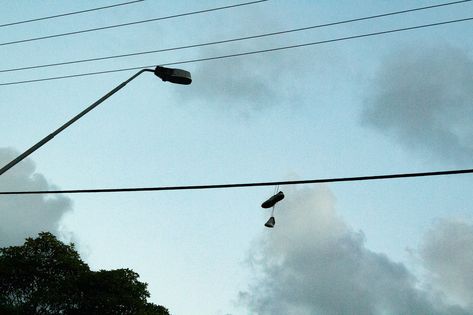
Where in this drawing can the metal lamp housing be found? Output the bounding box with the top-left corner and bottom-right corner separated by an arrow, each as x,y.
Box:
154,66 -> 192,85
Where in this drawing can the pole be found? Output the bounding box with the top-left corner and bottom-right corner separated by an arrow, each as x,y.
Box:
0,69 -> 153,177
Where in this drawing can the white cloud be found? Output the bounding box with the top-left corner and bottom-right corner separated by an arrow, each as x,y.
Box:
240,186 -> 472,315
362,44 -> 473,165
0,147 -> 72,247
420,218 -> 473,309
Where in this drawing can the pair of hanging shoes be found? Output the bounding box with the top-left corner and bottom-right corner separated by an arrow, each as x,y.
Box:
261,191 -> 284,228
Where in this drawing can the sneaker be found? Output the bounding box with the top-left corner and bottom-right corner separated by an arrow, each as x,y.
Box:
261,191 -> 285,209
264,216 -> 276,228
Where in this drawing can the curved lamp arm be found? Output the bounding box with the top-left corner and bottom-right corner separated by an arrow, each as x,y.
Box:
0,66 -> 191,177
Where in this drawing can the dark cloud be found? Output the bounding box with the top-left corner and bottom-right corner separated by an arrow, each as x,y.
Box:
174,46 -> 338,119
362,44 -> 473,165
178,50 -> 277,114
420,218 -> 473,309
172,7 -> 339,117
0,148 -> 72,247
240,186 -> 472,315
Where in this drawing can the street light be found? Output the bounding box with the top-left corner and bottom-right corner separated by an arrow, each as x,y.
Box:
154,66 -> 191,85
0,66 -> 191,177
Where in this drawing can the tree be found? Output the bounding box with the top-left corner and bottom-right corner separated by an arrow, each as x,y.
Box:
0,232 -> 169,315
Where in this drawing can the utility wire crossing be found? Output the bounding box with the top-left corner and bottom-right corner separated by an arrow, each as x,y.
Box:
1,15 -> 472,87
0,0 -> 145,28
0,0 -> 267,48
0,0 -> 469,74
1,168 -> 473,195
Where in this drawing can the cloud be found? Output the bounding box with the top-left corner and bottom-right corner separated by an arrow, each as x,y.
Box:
175,46 -> 337,119
177,49 -> 278,115
362,44 -> 473,165
240,186 -> 472,315
172,9 -> 339,117
0,147 -> 72,247
420,218 -> 473,309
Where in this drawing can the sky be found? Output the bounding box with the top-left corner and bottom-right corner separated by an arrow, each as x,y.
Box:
1,1 -> 473,314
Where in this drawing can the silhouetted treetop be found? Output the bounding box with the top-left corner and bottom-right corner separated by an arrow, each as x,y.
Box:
0,232 -> 170,315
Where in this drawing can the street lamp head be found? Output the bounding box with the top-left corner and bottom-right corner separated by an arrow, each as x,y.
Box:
154,66 -> 192,85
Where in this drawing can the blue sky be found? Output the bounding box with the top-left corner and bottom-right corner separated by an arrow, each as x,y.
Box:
1,1 -> 473,314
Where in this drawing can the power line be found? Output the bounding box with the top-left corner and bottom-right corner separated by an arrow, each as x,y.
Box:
0,0 -> 469,74
0,0 -> 267,48
1,16 -> 472,87
0,0 -> 145,28
1,168 -> 472,195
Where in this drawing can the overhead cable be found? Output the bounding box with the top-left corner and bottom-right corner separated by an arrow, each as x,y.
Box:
0,0 -> 469,74
1,168 -> 472,195
1,16 -> 472,87
0,0 -> 145,28
0,0 -> 267,48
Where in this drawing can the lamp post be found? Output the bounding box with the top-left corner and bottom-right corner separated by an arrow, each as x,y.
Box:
0,66 -> 191,177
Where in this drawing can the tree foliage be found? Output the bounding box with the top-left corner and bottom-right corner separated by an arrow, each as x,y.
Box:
0,232 -> 169,315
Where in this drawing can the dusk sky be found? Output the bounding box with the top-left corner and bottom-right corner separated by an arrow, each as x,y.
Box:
1,1 -> 473,314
